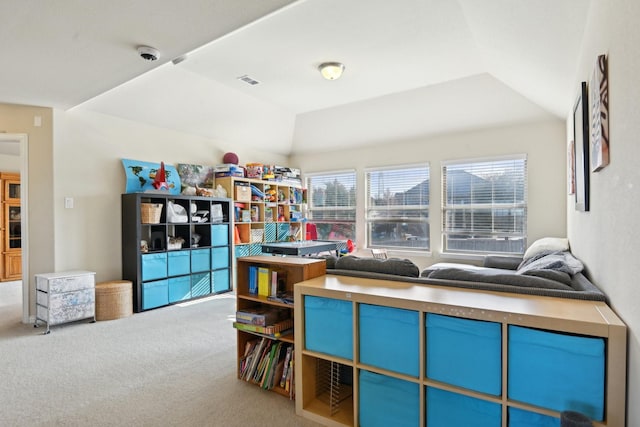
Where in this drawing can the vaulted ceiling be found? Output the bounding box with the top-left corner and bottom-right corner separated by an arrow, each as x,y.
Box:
1,0 -> 590,154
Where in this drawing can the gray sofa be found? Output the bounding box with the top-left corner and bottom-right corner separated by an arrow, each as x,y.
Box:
317,251 -> 606,302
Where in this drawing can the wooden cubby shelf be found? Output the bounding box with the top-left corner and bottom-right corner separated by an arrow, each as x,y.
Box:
216,177 -> 304,258
294,274 -> 627,427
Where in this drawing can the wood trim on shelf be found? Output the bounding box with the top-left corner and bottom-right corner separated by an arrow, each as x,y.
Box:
294,274 -> 627,427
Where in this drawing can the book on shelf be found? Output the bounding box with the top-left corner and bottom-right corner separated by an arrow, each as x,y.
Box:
239,337 -> 295,393
270,268 -> 287,296
236,306 -> 285,326
260,342 -> 280,389
267,291 -> 294,305
233,318 -> 293,337
241,337 -> 267,381
248,265 -> 258,295
257,267 -> 270,297
285,349 -> 295,398
279,345 -> 293,388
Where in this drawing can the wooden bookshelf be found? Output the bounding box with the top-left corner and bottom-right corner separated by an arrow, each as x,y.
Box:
235,256 -> 326,399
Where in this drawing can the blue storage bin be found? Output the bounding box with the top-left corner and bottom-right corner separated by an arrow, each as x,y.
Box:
426,313 -> 501,395
191,272 -> 211,297
191,248 -> 211,272
141,253 -> 167,281
142,279 -> 168,310
168,276 -> 191,303
508,326 -> 605,421
211,224 -> 229,246
277,223 -> 290,241
249,243 -> 263,255
508,407 -> 559,427
264,223 -> 277,242
235,245 -> 250,258
211,246 -> 229,270
359,304 -> 419,377
304,295 -> 353,360
167,250 -> 190,276
426,387 -> 501,427
359,370 -> 419,427
212,269 -> 230,293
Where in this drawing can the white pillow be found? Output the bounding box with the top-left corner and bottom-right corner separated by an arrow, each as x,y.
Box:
523,237 -> 569,260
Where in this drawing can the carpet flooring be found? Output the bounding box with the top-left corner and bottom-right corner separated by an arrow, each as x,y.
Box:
0,282 -> 322,427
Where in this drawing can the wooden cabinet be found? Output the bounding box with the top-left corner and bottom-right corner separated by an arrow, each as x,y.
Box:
235,256 -> 325,398
0,172 -> 20,281
121,193 -> 233,312
294,275 -> 627,427
216,177 -> 304,258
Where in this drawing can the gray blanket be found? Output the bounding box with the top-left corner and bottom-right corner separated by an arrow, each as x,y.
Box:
423,250 -> 588,292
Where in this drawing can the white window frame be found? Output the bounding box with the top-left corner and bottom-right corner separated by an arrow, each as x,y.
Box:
441,154 -> 527,256
365,163 -> 430,252
305,170 -> 357,243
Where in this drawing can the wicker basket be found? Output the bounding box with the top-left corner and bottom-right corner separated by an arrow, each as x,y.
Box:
141,203 -> 162,224
95,280 -> 133,321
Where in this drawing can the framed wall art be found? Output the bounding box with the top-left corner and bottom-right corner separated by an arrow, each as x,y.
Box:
590,54 -> 610,172
573,82 -> 590,212
568,139 -> 575,195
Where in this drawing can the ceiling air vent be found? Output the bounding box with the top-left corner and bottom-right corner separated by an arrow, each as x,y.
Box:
237,75 -> 260,86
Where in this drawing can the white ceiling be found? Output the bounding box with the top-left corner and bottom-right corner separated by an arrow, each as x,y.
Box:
1,0 -> 590,155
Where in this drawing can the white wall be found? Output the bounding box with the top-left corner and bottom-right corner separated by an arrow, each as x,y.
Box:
291,118 -> 567,270
0,103 -> 55,318
52,109 -> 289,281
568,0 -> 640,424
0,153 -> 20,171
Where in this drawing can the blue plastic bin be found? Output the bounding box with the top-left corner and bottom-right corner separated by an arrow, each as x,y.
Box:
212,268 -> 230,293
211,224 -> 228,246
359,370 -> 419,427
508,407 -> 560,427
168,275 -> 191,303
141,252 -> 167,281
426,387 -> 501,427
191,272 -> 210,297
508,325 -> 605,421
190,248 -> 210,272
304,295 -> 352,359
142,279 -> 168,310
359,304 -> 419,376
168,250 -> 190,276
426,313 -> 501,395
211,246 -> 229,270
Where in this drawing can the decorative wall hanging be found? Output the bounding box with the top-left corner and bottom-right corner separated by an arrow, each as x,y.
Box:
590,54 -> 609,172
176,163 -> 215,195
573,82 -> 590,212
121,159 -> 180,195
568,139 -> 575,195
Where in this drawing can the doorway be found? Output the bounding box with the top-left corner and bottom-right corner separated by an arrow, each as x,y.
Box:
0,133 -> 28,324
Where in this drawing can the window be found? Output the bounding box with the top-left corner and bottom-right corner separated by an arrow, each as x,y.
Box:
442,156 -> 527,255
306,171 -> 356,241
366,165 -> 430,251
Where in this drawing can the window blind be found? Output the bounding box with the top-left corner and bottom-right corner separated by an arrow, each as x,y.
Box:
442,156 -> 527,254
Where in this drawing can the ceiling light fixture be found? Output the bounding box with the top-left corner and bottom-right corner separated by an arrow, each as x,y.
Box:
318,62 -> 345,80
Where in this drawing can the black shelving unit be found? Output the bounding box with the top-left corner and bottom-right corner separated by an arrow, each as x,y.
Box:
122,193 -> 233,312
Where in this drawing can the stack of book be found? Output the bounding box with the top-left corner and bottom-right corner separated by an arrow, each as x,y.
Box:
233,306 -> 292,338
239,337 -> 295,397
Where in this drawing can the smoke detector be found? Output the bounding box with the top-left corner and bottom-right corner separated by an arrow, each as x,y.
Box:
137,45 -> 160,61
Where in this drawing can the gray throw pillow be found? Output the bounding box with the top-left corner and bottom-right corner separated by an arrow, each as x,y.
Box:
335,256 -> 420,277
